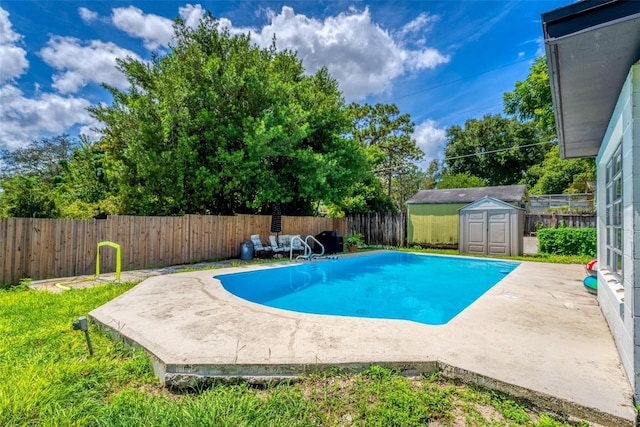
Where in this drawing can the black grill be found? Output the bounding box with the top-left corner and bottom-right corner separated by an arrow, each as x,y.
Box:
314,230 -> 343,254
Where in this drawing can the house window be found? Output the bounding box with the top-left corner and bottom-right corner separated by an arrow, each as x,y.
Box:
605,144 -> 623,278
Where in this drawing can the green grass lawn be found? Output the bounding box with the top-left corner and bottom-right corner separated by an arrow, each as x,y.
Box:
0,281 -> 588,426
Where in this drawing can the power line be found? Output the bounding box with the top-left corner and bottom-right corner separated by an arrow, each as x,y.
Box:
443,139 -> 557,162
371,139 -> 556,173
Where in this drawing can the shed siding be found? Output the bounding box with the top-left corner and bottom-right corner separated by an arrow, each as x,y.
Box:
407,203 -> 465,245
458,197 -> 524,256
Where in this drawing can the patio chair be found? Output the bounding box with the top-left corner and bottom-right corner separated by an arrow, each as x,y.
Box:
250,234 -> 273,258
274,234 -> 306,257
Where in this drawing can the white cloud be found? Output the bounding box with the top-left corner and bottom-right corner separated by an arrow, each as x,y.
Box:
111,4 -> 205,50
178,4 -> 206,29
0,7 -> 20,43
102,4 -> 447,99
0,7 -> 28,82
78,7 -> 98,24
413,119 -> 447,164
406,48 -> 451,71
230,6 -> 449,100
397,12 -> 438,43
40,36 -> 140,93
111,6 -> 174,50
0,45 -> 29,82
0,85 -> 95,150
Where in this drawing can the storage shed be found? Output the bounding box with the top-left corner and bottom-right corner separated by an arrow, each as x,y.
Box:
406,185 -> 527,246
459,196 -> 524,256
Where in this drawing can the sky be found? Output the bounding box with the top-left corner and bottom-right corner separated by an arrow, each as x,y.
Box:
0,0 -> 570,167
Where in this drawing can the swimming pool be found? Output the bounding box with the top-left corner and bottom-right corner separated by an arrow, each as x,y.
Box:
216,252 -> 520,325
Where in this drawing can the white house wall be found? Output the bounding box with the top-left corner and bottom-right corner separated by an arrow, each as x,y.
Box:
597,63 -> 640,398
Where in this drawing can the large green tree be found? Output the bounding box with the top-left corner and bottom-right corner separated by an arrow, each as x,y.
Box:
524,145 -> 597,195
89,14 -> 368,216
443,115 -> 547,186
346,103 -> 424,207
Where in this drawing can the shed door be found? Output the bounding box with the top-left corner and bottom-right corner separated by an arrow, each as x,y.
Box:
465,211 -> 487,254
487,210 -> 510,255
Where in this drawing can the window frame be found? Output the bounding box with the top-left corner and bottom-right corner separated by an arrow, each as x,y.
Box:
604,143 -> 623,279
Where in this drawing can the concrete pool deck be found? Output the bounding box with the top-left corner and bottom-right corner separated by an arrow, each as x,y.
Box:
87,252 -> 636,426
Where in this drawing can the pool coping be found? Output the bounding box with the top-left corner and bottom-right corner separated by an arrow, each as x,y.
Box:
89,250 -> 636,426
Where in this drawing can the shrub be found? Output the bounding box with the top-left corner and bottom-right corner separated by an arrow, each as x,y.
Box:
537,227 -> 596,257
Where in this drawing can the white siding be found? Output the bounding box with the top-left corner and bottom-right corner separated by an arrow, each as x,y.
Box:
597,63 -> 640,398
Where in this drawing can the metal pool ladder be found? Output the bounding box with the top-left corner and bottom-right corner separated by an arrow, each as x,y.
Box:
290,235 -> 325,261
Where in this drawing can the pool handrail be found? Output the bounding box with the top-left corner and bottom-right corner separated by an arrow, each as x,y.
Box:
290,235 -> 311,261
289,235 -> 325,260
304,235 -> 325,259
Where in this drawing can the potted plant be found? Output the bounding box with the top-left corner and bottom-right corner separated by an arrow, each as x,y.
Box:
344,232 -> 364,252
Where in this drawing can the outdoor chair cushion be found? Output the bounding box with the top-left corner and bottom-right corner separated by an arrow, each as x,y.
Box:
269,235 -> 287,252
250,234 -> 272,257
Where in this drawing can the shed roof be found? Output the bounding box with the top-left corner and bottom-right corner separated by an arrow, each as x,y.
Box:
459,196 -> 524,212
406,185 -> 527,205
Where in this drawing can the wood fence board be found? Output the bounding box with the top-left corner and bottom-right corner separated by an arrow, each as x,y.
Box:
13,218 -> 21,282
1,214 -> 349,285
0,220 -> 5,282
0,219 -> 7,284
3,219 -> 15,284
25,219 -> 36,280
346,212 -> 406,247
77,220 -> 91,275
57,220 -> 66,278
524,213 -> 596,235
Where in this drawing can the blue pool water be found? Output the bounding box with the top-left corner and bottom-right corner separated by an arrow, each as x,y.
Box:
216,252 -> 520,325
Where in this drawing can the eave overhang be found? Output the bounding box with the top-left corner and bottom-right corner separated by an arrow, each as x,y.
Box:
542,0 -> 640,158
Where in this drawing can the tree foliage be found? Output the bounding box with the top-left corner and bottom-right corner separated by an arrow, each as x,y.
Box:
332,175 -> 396,214
502,56 -> 595,193
0,134 -> 76,182
0,175 -> 59,218
438,56 -> 595,195
437,173 -> 486,189
0,135 -> 78,218
346,102 -> 423,208
524,145 -> 596,195
420,160 -> 441,190
89,14 -> 369,216
443,115 -> 547,186
1,48 -> 600,219
0,136 -> 112,218
503,56 -> 556,138
389,164 -> 429,211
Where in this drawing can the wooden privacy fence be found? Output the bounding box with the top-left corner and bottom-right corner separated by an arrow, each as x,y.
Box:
345,212 -> 597,246
346,212 -> 406,247
524,213 -> 597,235
0,214 -> 346,286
